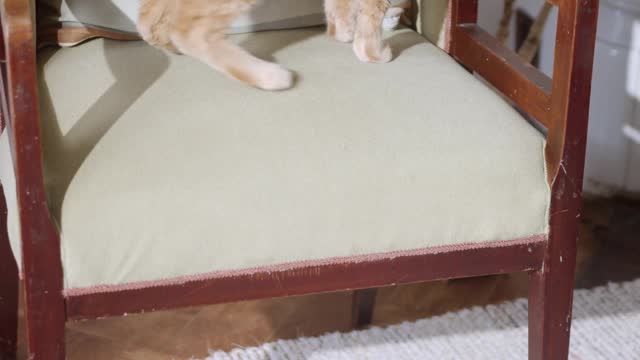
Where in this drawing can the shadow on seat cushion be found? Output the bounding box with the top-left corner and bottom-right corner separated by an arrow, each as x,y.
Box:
34,27 -> 550,290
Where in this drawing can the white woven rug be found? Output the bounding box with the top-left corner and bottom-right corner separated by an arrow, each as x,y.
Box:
201,279 -> 640,360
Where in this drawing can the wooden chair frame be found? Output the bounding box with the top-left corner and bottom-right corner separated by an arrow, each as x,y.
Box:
0,0 -> 598,359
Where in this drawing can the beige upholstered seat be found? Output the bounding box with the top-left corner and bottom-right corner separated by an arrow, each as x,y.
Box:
18,27 -> 550,290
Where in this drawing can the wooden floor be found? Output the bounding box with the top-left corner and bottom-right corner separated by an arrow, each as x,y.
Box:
14,197 -> 640,360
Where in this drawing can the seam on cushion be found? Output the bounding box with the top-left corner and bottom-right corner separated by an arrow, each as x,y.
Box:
63,234 -> 548,297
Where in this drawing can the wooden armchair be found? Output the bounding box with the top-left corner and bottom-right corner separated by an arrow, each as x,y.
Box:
0,0 -> 597,359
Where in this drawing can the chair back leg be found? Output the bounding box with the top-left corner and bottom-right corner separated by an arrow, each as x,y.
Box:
352,288 -> 378,329
0,187 -> 18,360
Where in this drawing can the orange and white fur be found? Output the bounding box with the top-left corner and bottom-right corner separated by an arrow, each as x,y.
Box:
137,0 -> 392,91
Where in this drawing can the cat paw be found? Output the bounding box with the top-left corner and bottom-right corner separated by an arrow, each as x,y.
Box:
255,63 -> 295,91
353,39 -> 393,64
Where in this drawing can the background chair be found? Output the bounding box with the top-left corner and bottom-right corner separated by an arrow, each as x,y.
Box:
0,0 -> 598,359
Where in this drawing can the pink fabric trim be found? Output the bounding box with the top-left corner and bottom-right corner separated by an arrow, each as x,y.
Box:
63,234 -> 547,297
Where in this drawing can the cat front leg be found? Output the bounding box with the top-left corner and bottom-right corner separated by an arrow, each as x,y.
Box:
353,0 -> 392,63
325,0 -> 356,43
138,0 -> 182,54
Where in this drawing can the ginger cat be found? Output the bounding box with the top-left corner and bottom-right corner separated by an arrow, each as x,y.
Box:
137,0 -> 392,91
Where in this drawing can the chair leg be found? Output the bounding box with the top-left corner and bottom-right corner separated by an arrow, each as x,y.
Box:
528,246 -> 577,360
11,187 -> 66,359
22,267 -> 66,360
0,188 -> 18,360
351,288 -> 377,329
0,274 -> 17,360
0,264 -> 18,360
22,290 -> 66,360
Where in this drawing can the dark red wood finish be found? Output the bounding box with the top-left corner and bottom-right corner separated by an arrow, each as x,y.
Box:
0,188 -> 18,360
449,0 -> 479,35
0,0 -> 599,358
0,21 -> 19,359
448,1 -> 599,359
66,240 -> 546,320
0,1 -> 66,359
529,2 -> 599,359
546,0 -> 599,184
452,25 -> 552,127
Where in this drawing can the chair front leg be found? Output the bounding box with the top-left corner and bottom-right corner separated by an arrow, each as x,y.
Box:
528,170 -> 581,360
528,262 -> 576,360
0,188 -> 18,360
22,247 -> 66,360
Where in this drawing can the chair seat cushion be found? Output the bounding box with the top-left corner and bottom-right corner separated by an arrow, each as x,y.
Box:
34,27 -> 550,291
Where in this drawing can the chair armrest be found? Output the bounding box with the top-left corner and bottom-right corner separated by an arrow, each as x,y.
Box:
445,0 -> 598,185
452,24 -> 552,127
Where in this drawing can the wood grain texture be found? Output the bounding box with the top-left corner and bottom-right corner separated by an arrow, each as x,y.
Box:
0,0 -> 66,359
